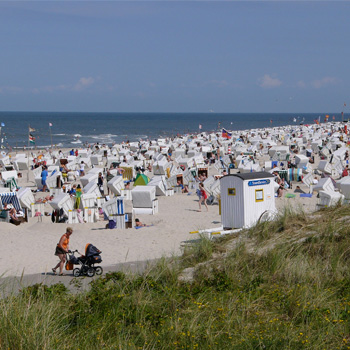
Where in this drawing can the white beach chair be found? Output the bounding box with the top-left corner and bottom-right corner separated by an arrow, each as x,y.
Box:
107,175 -> 124,196
131,186 -> 158,215
147,176 -> 167,196
1,170 -> 18,181
17,187 -> 35,210
102,197 -> 125,228
318,190 -> 344,207
80,172 -> 98,187
50,193 -> 74,217
337,176 -> 350,201
153,159 -> 169,175
81,193 -> 98,209
312,177 -> 335,193
83,181 -> 102,198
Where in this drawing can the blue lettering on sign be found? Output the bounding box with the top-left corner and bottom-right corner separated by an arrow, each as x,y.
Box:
248,179 -> 270,186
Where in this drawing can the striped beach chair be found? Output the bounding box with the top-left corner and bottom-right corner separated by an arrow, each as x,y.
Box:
0,192 -> 22,211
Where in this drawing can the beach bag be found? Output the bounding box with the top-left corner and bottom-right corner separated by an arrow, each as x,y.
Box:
108,219 -> 116,229
65,261 -> 74,270
69,255 -> 79,265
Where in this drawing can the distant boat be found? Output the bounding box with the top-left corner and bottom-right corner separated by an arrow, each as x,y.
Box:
293,118 -> 297,123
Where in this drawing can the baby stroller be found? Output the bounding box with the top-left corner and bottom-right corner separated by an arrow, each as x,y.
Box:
68,243 -> 103,277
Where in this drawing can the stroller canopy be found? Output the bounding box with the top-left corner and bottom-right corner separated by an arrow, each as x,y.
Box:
85,243 -> 101,257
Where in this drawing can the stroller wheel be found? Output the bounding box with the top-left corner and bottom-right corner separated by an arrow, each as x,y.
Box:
95,266 -> 103,275
87,268 -> 95,277
73,268 -> 81,277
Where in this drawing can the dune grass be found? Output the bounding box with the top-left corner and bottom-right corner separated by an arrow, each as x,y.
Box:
2,205 -> 350,349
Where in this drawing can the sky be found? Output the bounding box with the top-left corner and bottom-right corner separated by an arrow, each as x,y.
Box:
0,1 -> 349,113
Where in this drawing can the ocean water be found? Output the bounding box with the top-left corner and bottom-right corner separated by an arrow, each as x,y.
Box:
0,112 -> 344,149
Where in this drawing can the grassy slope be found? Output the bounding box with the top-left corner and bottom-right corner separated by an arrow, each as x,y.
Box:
2,204 -> 350,349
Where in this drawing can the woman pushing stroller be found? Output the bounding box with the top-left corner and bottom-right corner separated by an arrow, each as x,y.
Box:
52,227 -> 73,276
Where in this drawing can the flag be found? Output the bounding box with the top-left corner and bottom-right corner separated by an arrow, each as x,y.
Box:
0,122 -> 4,127
49,122 -> 53,127
199,124 -> 202,130
222,128 -> 232,139
29,126 -> 35,132
29,133 -> 35,144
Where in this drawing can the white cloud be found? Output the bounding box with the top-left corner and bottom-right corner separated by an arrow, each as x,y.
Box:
311,77 -> 338,89
297,80 -> 306,89
74,77 -> 95,91
257,74 -> 282,89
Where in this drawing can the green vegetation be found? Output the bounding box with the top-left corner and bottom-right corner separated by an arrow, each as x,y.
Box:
2,204 -> 350,349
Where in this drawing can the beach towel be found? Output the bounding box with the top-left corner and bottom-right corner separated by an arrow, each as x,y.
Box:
134,224 -> 154,229
300,193 -> 313,198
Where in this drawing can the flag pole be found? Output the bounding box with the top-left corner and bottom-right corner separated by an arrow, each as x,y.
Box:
27,125 -> 30,183
49,124 -> 53,149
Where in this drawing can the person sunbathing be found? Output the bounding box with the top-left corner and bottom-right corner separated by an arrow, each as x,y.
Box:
177,180 -> 189,193
135,218 -> 154,228
9,208 -> 23,225
135,218 -> 146,227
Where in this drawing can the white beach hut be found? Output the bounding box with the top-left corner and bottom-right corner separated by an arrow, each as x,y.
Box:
220,172 -> 276,229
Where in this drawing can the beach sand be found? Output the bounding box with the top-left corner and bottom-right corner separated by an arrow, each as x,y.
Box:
0,151 -> 321,278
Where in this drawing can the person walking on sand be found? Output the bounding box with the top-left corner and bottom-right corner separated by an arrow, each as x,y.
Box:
80,161 -> 86,176
74,184 -> 82,209
52,227 -> 73,276
198,182 -> 208,212
41,165 -> 48,192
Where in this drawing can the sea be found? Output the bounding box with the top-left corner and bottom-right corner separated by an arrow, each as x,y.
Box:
0,112 -> 345,150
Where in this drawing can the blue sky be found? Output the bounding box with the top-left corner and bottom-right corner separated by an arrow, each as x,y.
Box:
0,1 -> 349,113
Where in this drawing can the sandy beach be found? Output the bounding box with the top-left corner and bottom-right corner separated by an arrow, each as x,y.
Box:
0,146 -> 322,278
